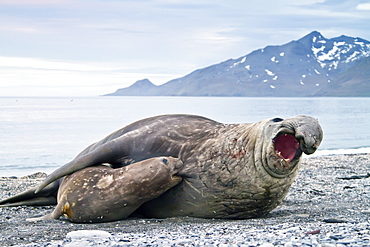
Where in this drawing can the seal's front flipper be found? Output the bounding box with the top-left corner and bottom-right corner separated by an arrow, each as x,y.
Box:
0,180 -> 59,207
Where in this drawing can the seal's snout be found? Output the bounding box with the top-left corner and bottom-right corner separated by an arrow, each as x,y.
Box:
174,159 -> 184,171
298,133 -> 321,155
294,115 -> 323,155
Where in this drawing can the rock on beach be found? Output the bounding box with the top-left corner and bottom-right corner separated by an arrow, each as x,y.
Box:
0,154 -> 369,246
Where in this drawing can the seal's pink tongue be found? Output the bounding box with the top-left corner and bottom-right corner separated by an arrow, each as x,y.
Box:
274,134 -> 299,160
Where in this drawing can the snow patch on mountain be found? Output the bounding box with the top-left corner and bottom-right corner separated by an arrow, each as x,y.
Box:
265,69 -> 275,76
310,33 -> 370,70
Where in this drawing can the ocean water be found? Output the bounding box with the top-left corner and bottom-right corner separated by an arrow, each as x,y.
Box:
1,96 -> 369,176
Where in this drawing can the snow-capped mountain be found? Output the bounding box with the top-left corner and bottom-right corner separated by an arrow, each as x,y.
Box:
106,31 -> 370,97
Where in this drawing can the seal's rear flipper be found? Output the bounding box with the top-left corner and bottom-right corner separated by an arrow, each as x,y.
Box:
26,202 -> 64,222
26,213 -> 54,222
0,180 -> 59,207
0,196 -> 57,207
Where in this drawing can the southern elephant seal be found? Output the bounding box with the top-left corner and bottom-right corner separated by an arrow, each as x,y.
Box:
0,114 -> 323,219
27,157 -> 183,223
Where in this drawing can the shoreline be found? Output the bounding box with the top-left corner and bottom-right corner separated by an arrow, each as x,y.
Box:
0,153 -> 369,246
2,148 -> 370,178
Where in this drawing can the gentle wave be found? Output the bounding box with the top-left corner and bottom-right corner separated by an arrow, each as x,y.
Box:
307,147 -> 370,157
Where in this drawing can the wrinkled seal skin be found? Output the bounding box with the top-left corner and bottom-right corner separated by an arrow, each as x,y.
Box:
27,157 -> 183,223
0,114 -> 323,219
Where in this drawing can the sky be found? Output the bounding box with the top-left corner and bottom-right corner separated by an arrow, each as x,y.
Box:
0,0 -> 370,97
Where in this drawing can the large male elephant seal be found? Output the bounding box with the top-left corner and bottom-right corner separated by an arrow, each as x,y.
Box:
27,157 -> 183,223
0,114 -> 323,219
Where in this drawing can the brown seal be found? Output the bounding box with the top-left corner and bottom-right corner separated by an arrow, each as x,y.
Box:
1,114 -> 323,219
27,157 -> 182,223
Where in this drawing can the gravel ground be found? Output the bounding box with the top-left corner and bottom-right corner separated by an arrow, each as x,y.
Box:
0,154 -> 369,247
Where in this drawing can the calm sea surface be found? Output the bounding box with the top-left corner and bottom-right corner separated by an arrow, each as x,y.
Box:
1,97 -> 369,176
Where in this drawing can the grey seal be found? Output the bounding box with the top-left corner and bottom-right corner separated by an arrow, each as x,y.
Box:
27,157 -> 182,223
0,114 -> 323,219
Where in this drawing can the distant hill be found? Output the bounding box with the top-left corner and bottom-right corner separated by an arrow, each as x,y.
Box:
105,31 -> 370,97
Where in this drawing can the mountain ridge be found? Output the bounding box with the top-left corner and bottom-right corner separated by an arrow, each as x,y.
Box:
106,31 -> 370,97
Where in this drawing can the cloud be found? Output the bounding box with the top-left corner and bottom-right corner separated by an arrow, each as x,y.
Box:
356,3 -> 370,10
0,0 -> 71,5
0,25 -> 42,33
0,0 -> 369,96
0,56 -> 181,96
0,56 -> 123,72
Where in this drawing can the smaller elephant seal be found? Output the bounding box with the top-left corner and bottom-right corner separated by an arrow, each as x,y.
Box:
27,157 -> 183,223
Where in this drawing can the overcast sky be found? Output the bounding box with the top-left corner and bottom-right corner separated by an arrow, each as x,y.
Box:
1,0 -> 370,97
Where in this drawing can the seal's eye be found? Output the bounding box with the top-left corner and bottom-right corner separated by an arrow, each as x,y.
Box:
162,158 -> 168,165
272,117 -> 284,122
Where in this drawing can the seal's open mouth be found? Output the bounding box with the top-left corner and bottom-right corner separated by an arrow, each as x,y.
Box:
273,133 -> 300,161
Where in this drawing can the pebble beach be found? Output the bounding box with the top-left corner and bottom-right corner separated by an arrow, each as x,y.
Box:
1,154 -> 369,247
